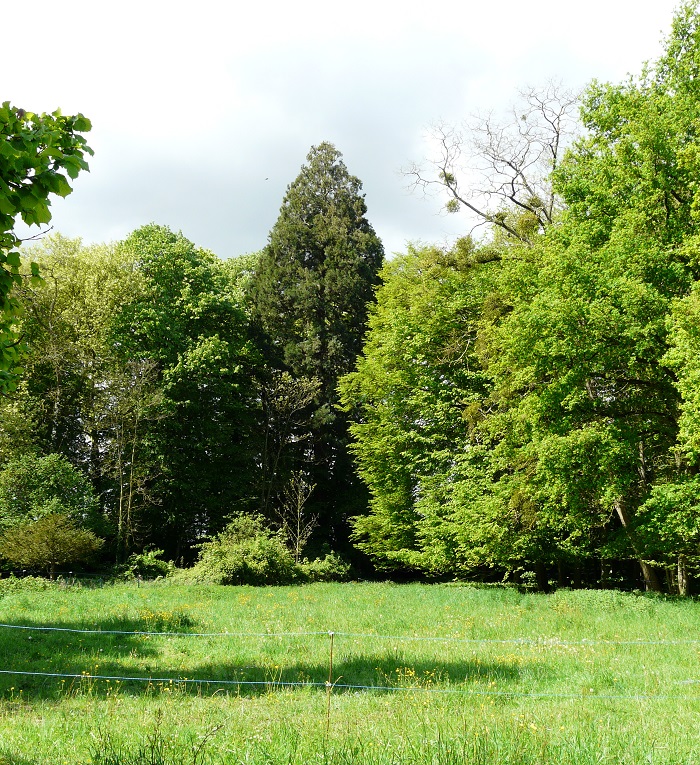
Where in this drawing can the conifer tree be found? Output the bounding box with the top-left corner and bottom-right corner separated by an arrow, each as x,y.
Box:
252,142 -> 384,547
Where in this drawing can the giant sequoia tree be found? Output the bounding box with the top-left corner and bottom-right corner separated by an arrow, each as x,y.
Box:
252,142 -> 384,545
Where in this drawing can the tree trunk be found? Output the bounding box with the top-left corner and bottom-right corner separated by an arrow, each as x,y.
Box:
678,554 -> 690,597
571,564 -> 582,589
535,562 -> 550,593
557,559 -> 565,588
613,499 -> 663,592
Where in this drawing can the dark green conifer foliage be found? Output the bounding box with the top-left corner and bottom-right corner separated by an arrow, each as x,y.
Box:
252,143 -> 384,545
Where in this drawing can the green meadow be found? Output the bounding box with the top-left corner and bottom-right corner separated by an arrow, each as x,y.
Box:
1,581 -> 700,764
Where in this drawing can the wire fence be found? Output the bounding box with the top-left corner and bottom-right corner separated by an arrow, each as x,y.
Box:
1,621 -> 699,644
1,621 -> 699,702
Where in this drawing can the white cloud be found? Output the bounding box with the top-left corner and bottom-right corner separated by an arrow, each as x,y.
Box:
5,0 -> 679,258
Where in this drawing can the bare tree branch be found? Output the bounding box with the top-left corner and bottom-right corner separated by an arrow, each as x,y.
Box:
405,82 -> 580,244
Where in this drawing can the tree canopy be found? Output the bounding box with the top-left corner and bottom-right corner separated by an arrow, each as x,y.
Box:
5,6 -> 700,592
340,1 -> 700,593
251,142 -> 384,547
0,104 -> 92,392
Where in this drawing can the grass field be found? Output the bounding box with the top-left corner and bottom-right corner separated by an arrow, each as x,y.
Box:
1,580 -> 700,764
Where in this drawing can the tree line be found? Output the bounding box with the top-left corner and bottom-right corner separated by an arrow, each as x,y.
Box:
3,3 -> 700,592
0,142 -> 383,573
342,3 -> 700,593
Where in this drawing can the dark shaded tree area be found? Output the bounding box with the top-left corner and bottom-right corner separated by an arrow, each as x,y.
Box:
0,143 -> 383,569
250,142 -> 384,551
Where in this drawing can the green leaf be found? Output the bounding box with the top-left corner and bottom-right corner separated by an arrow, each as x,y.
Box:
33,201 -> 52,225
54,174 -> 72,198
0,195 -> 15,215
73,115 -> 92,132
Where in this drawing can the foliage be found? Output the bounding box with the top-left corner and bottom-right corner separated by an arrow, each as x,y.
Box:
182,514 -> 301,585
114,224 -> 262,554
0,235 -> 171,560
0,228 -> 267,563
666,283 -> 700,462
339,238 -> 496,574
299,551 -> 352,582
253,142 -> 384,390
251,142 -> 384,543
5,7 -> 700,592
0,103 -> 92,392
477,1 -> 700,591
341,3 -> 700,592
0,452 -> 99,533
0,512 -> 103,577
0,573 -> 58,596
114,548 -> 175,581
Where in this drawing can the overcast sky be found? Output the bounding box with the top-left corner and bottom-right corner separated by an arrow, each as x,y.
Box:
5,0 -> 680,259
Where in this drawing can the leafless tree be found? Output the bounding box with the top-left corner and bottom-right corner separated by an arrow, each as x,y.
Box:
405,82 -> 580,244
275,470 -> 317,563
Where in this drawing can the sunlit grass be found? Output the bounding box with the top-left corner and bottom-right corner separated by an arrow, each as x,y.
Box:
1,582 -> 700,763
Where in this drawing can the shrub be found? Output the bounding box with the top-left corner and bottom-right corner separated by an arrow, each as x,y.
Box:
182,514 -> 302,585
114,548 -> 174,581
0,513 -> 103,579
0,574 -> 58,597
300,552 -> 352,582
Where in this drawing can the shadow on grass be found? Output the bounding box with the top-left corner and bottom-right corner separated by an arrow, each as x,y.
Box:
0,750 -> 43,765
0,613 -> 546,701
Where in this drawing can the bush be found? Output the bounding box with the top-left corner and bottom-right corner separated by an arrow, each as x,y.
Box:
114,548 -> 174,581
182,514 -> 302,586
0,513 -> 103,579
300,552 -> 352,582
0,574 -> 58,597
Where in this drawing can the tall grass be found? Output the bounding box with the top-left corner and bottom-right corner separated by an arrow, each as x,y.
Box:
1,582 -> 699,763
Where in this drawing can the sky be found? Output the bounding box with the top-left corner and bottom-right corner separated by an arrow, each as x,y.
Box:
5,0 -> 681,259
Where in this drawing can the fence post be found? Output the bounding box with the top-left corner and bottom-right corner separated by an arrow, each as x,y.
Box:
325,631 -> 335,735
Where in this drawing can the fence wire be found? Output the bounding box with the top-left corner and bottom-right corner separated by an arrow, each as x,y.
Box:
0,668 -> 696,701
0,622 -> 697,645
2,621 -> 700,700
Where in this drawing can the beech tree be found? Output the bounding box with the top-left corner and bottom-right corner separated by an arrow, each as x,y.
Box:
339,239 -> 495,571
343,3 -> 700,592
251,142 -> 384,543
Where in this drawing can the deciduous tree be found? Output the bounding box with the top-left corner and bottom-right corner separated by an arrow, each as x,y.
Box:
0,104 -> 92,392
406,84 -> 578,244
